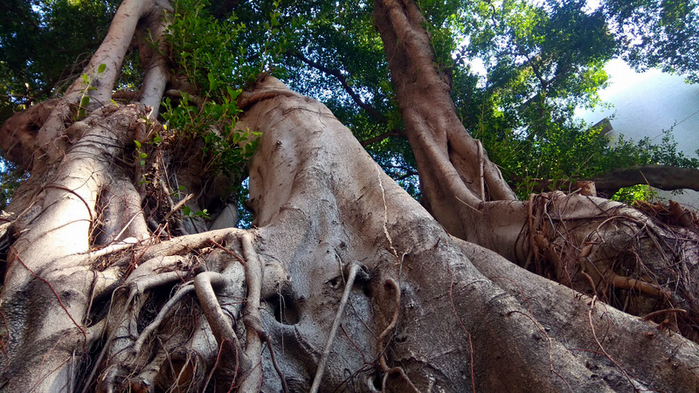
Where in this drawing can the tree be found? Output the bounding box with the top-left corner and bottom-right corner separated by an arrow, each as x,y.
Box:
1,0 -> 699,392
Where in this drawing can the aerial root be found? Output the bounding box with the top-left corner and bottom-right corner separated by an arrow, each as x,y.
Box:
607,272 -> 670,299
89,229 -> 295,391
376,277 -> 419,392
521,192 -> 699,342
194,272 -> 242,353
130,350 -> 168,391
310,261 -> 367,393
91,256 -> 194,392
238,232 -> 266,392
131,283 -> 195,356
641,307 -> 687,321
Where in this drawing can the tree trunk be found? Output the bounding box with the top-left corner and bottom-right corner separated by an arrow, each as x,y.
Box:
1,0 -> 699,392
374,0 -> 699,341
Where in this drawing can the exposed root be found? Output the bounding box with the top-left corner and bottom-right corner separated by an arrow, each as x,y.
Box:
77,227 -> 297,392
521,192 -> 699,343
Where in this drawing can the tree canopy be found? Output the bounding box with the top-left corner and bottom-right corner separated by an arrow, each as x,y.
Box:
1,0 -> 698,210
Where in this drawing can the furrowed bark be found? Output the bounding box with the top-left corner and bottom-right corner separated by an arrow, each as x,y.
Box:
1,1 -> 699,391
234,76 -> 699,391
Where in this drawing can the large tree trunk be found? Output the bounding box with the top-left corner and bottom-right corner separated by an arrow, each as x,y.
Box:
4,71 -> 699,391
1,0 -> 699,392
374,0 -> 699,340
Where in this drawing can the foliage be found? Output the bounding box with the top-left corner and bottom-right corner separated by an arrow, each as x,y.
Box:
270,0 -> 698,203
160,0 -> 271,180
0,158 -> 24,211
603,0 -> 699,82
1,0 -> 698,210
479,119 -> 699,198
76,63 -> 107,119
0,0 -> 119,116
611,184 -> 653,204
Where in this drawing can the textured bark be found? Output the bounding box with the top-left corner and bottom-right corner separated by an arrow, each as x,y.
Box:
373,0 -> 699,359
1,0 -> 699,392
373,0 -> 530,259
1,73 -> 698,391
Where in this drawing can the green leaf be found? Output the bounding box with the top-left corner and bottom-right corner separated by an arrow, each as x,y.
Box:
97,63 -> 106,74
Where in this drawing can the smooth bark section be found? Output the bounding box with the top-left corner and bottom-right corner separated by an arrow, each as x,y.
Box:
63,0 -> 158,103
138,2 -> 172,117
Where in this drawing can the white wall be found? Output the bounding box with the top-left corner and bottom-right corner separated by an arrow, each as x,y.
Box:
577,59 -> 699,208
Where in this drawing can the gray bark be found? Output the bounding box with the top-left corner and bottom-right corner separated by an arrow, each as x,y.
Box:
0,0 -> 698,391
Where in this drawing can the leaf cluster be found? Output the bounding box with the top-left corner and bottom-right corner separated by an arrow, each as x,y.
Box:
604,0 -> 699,82
0,0 -> 119,118
160,0 -> 269,181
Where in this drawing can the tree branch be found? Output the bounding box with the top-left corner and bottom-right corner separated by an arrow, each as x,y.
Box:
519,165 -> 699,195
288,51 -> 389,123
359,129 -> 402,146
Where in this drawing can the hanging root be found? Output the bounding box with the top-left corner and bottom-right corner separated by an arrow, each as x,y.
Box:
237,233 -> 264,392
80,227 -> 299,392
374,277 -> 419,392
310,261 -> 368,393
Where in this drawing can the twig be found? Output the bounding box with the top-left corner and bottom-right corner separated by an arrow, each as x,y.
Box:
164,193 -> 194,221
641,308 -> 687,321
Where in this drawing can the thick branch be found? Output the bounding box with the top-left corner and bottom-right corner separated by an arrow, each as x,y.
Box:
64,0 -> 160,104
137,3 -> 172,118
520,165 -> 699,195
373,0 -> 517,243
